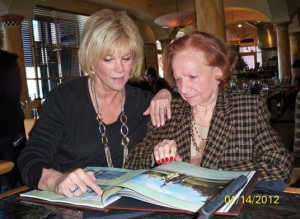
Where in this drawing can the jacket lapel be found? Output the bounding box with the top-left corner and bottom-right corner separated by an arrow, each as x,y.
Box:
201,90 -> 234,169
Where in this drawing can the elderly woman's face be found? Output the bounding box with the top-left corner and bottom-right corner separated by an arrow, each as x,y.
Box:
93,51 -> 133,92
172,50 -> 221,107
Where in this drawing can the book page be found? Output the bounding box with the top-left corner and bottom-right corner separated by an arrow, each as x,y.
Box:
217,171 -> 256,213
103,161 -> 255,213
108,170 -> 229,212
20,162 -> 257,214
154,161 -> 249,180
84,167 -> 145,187
20,167 -> 145,209
20,189 -> 108,209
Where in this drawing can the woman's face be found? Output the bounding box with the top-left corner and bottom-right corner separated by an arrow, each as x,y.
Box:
93,51 -> 133,92
172,49 -> 222,107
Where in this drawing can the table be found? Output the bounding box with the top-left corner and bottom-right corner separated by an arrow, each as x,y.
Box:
1,188 -> 300,219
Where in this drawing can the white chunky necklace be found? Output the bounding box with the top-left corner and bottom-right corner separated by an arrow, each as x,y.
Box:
91,79 -> 129,168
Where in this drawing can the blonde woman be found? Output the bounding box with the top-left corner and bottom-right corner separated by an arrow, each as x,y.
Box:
18,9 -> 172,197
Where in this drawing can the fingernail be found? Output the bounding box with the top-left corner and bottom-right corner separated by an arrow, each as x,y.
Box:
161,158 -> 165,163
170,156 -> 173,161
157,160 -> 160,164
165,157 -> 169,162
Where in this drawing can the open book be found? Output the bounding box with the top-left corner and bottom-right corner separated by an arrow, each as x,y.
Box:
19,161 -> 259,216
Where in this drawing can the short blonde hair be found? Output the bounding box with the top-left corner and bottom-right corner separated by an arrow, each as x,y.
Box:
79,9 -> 144,79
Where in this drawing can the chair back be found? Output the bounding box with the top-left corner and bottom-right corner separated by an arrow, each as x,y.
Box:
0,161 -> 14,175
284,167 -> 300,194
24,118 -> 36,139
294,91 -> 300,157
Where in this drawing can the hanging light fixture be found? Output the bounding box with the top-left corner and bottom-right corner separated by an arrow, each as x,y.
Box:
227,10 -> 250,44
154,0 -> 196,29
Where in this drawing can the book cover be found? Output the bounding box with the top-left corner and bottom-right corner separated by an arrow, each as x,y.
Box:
19,161 -> 259,215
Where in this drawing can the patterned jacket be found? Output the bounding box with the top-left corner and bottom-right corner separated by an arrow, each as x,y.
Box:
125,89 -> 294,183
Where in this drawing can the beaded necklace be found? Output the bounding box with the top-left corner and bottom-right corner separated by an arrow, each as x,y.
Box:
190,110 -> 207,152
91,79 -> 129,168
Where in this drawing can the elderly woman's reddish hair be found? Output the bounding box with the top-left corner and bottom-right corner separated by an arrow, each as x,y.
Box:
162,31 -> 236,87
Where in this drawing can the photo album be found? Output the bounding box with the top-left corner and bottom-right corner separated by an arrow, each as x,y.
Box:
19,161 -> 260,216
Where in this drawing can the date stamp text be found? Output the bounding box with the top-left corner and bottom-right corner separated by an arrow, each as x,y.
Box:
224,195 -> 280,205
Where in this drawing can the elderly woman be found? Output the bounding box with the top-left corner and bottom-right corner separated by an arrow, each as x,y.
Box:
18,9 -> 172,198
126,31 -> 294,194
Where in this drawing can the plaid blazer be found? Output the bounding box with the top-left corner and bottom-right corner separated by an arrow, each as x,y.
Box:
125,89 -> 294,183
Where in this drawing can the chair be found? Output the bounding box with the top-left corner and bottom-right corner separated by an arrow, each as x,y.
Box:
0,160 -> 15,193
0,161 -> 28,198
294,91 -> 300,157
284,187 -> 300,194
0,119 -> 34,195
0,160 -> 14,175
24,118 -> 36,139
284,167 -> 300,194
0,119 -> 34,192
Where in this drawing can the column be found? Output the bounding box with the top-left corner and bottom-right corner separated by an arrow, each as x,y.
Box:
289,32 -> 300,85
290,32 -> 300,65
158,38 -> 172,78
274,22 -> 292,82
0,14 -> 28,101
195,0 -> 226,41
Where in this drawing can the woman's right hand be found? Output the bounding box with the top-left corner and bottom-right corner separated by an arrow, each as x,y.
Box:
153,140 -> 182,164
143,89 -> 172,127
38,168 -> 103,198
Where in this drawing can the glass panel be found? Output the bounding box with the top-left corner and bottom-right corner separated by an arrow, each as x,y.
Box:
21,8 -> 88,100
57,19 -> 78,46
242,54 -> 255,69
60,47 -> 80,78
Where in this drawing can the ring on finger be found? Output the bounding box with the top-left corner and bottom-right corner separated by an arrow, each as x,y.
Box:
156,144 -> 163,150
159,107 -> 166,111
70,186 -> 79,193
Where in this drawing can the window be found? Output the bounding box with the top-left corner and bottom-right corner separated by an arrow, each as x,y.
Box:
239,46 -> 262,70
22,8 -> 88,100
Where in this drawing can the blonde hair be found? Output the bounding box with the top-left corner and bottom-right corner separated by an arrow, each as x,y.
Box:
79,9 -> 144,79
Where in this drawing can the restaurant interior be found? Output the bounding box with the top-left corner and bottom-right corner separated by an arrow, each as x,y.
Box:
1,0 -> 300,217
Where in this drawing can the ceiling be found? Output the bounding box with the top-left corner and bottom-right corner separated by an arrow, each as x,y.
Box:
1,0 -> 300,44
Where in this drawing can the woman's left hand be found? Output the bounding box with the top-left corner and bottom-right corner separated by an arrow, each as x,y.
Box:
143,89 -> 172,127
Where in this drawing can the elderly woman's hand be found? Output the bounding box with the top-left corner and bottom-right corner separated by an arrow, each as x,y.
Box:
143,89 -> 172,127
153,140 -> 182,164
